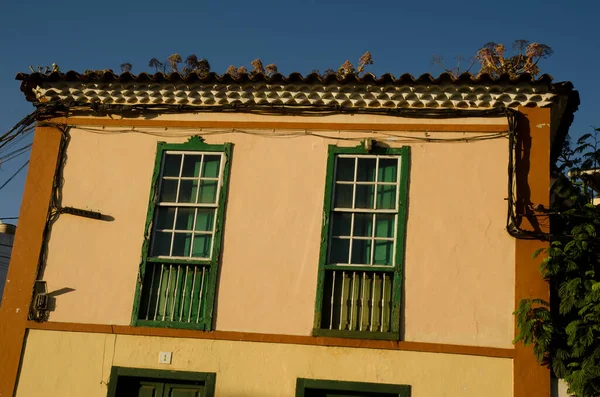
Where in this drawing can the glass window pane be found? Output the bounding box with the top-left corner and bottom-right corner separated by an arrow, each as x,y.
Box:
182,155 -> 202,177
351,239 -> 372,265
163,154 -> 182,177
202,155 -> 221,178
377,185 -> 396,209
198,181 -> 218,203
175,208 -> 195,230
329,238 -> 350,264
355,185 -> 375,209
375,214 -> 395,238
155,207 -> 175,230
192,234 -> 212,258
333,184 -> 353,208
357,158 -> 376,181
378,158 -> 398,182
335,157 -> 355,181
172,233 -> 192,257
373,240 -> 394,265
178,180 -> 198,203
331,212 -> 351,237
195,209 -> 215,231
159,179 -> 178,202
353,213 -> 373,237
152,232 -> 172,256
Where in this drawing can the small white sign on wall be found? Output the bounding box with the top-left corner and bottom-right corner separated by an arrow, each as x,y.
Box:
158,351 -> 172,364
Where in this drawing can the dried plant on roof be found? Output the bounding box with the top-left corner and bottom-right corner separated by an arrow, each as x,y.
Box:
167,53 -> 182,73
250,59 -> 265,76
335,51 -> 374,78
225,65 -> 238,78
181,55 -> 211,77
337,60 -> 356,78
265,64 -> 278,77
476,40 -> 553,78
120,63 -> 133,73
148,58 -> 165,74
432,40 -> 552,79
357,51 -> 373,74
431,55 -> 476,78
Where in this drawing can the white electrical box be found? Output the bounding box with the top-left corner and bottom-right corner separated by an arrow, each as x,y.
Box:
158,351 -> 172,364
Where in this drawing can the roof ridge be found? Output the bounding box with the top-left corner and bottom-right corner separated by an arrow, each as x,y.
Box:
15,70 -> 557,85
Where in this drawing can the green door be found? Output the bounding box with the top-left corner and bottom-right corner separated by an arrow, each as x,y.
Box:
306,391 -> 396,397
114,377 -> 204,397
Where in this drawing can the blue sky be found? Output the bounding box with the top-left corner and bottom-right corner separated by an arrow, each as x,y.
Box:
0,0 -> 597,223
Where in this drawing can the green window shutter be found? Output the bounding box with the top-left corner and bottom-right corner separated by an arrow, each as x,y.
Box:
313,145 -> 410,340
131,137 -> 233,331
164,383 -> 205,397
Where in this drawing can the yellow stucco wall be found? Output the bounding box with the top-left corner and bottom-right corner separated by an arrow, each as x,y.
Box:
41,114 -> 514,348
16,329 -> 513,397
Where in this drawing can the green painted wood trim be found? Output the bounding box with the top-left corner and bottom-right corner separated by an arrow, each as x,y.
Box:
146,257 -> 214,266
135,319 -> 207,330
130,139 -> 167,327
296,378 -> 411,397
322,265 -> 395,272
204,142 -> 233,330
131,138 -> 233,332
312,143 -> 409,337
313,145 -> 337,330
311,328 -> 400,341
107,366 -> 216,397
391,146 -> 410,334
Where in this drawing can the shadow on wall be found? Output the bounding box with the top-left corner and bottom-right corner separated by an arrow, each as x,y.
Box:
46,287 -> 76,312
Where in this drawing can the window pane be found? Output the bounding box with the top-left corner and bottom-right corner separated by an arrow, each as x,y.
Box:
163,154 -> 182,176
195,209 -> 215,231
351,239 -> 372,264
198,181 -> 218,203
175,208 -> 195,230
335,157 -> 355,181
192,234 -> 212,258
152,232 -> 172,256
182,155 -> 202,177
202,155 -> 221,178
331,212 -> 351,237
376,185 -> 396,209
178,180 -> 198,203
375,214 -> 395,238
155,207 -> 175,230
329,238 -> 350,264
172,233 -> 192,257
378,158 -> 398,182
355,185 -> 375,209
357,158 -> 376,181
373,240 -> 394,265
353,213 -> 373,237
333,184 -> 353,208
159,179 -> 178,202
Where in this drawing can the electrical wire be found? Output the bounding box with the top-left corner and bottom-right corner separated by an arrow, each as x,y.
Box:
46,124 -> 510,145
0,160 -> 29,192
0,144 -> 32,164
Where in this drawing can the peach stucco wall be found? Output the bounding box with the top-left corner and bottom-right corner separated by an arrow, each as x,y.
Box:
41,114 -> 514,348
16,329 -> 513,397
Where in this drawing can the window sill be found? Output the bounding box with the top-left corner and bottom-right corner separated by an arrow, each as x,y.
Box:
312,328 -> 400,341
133,319 -> 209,331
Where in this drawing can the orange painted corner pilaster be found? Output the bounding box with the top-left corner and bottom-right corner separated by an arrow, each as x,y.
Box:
0,126 -> 62,397
514,107 -> 551,397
